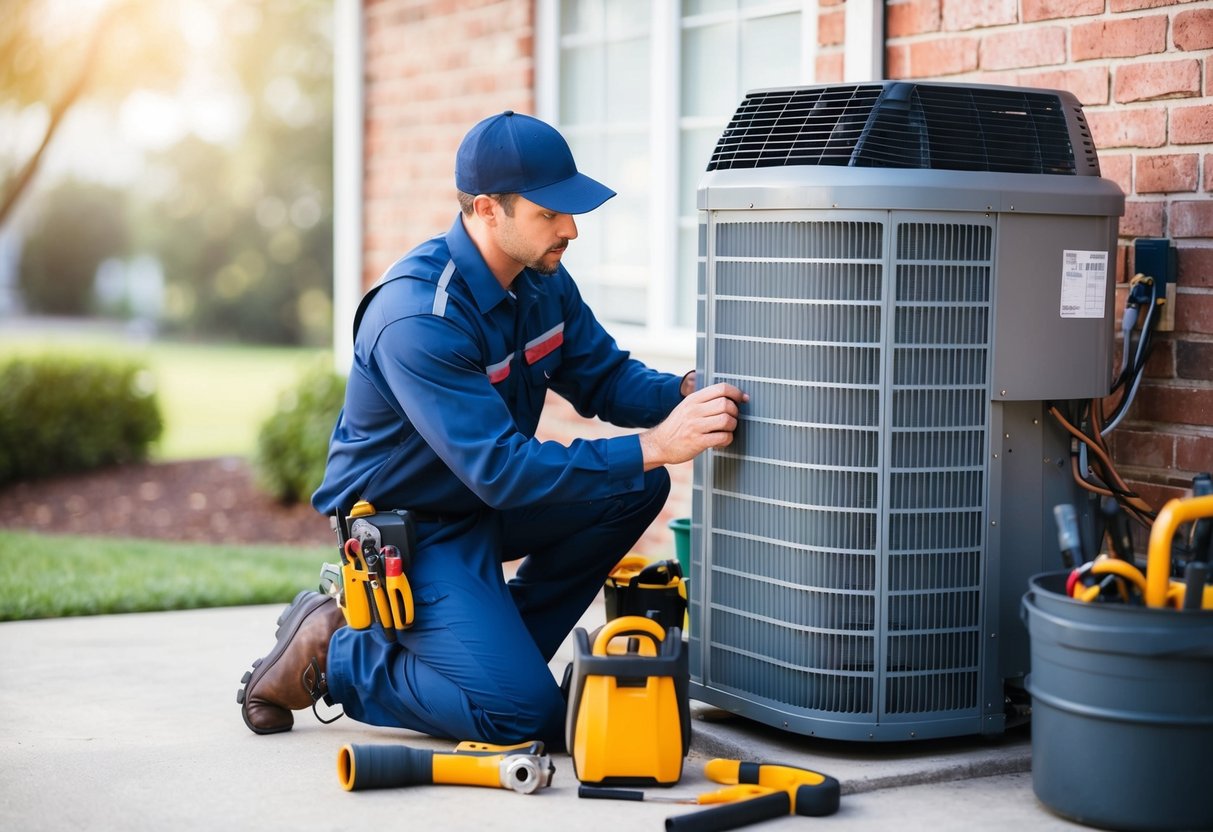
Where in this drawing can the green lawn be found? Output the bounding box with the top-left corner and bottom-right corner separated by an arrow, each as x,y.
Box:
0,325 -> 331,460
0,324 -> 338,620
0,530 -> 331,620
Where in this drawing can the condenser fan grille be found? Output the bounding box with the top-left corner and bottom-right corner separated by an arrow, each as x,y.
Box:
700,217 -> 993,725
707,82 -> 1082,175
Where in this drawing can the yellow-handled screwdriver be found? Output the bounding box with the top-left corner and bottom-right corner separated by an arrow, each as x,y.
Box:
579,784 -> 776,805
704,758 -> 841,817
338,740 -> 553,794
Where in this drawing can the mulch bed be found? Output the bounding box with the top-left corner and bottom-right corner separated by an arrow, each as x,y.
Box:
0,458 -> 335,547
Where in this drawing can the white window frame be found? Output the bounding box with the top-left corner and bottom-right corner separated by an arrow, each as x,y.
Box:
535,0 -> 839,367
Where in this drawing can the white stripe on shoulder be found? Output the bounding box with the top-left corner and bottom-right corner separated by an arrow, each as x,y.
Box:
431,260 -> 456,317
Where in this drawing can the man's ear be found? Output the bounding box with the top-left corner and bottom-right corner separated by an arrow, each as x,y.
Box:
472,194 -> 499,226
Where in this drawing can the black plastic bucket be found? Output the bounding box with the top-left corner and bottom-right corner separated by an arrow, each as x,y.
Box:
1021,572 -> 1213,831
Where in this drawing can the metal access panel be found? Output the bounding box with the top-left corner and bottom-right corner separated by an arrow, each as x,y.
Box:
991,213 -> 1119,401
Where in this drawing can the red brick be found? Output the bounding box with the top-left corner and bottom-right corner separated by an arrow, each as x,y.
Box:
1114,59 -> 1202,103
1172,104 -> 1213,145
1172,201 -> 1213,238
906,37 -> 980,77
1174,8 -> 1213,51
887,0 -> 941,38
1100,153 -> 1133,195
1175,292 -> 1213,334
969,70 -> 1020,87
886,44 -> 908,79
1087,107 -> 1167,148
1177,341 -> 1213,381
1132,383 -> 1213,427
1110,429 -> 1175,468
1207,154 -> 1213,192
1121,200 -> 1166,237
1072,16 -> 1168,61
1176,432 -> 1213,471
1022,0 -> 1104,22
1018,66 -> 1109,105
942,0 -> 1017,31
1112,0 -> 1202,10
1178,247 -> 1213,288
1135,154 -> 1200,194
1129,479 -> 1190,512
1144,338 -> 1176,379
980,27 -> 1066,71
819,9 -> 845,46
816,51 -> 844,83
1116,243 -> 1130,286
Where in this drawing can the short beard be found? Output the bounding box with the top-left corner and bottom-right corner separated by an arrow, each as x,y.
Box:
530,259 -> 560,276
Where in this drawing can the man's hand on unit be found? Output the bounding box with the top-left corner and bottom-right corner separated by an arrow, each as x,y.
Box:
639,383 -> 748,471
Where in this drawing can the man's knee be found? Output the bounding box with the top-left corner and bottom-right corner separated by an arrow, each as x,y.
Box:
644,465 -> 671,500
478,685 -> 565,747
629,466 -> 671,516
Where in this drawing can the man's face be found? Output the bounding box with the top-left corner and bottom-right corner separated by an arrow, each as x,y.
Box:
493,195 -> 578,276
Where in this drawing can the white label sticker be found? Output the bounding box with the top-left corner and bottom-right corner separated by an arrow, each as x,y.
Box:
1059,249 -> 1108,319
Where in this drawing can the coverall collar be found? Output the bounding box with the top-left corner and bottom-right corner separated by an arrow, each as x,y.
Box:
448,214 -> 514,315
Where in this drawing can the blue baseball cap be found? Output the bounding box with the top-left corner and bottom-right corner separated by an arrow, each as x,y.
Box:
455,111 -> 615,215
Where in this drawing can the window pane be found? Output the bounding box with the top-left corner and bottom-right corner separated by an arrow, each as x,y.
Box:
596,282 -> 647,326
741,13 -> 800,92
679,126 -> 721,214
566,132 -> 605,183
562,205 -> 602,285
562,0 -> 603,36
683,0 -> 736,15
606,0 -> 651,34
605,130 -> 649,193
606,36 -> 650,123
680,22 -> 738,118
677,225 -> 698,329
601,132 -> 649,266
560,45 -> 603,125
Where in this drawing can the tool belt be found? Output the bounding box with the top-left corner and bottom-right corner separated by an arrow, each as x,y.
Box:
320,500 -> 416,640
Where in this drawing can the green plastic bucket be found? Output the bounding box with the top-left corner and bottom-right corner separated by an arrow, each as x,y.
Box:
668,517 -> 690,579
1021,572 -> 1213,831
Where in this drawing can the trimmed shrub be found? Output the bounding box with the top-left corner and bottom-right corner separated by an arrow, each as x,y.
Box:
0,356 -> 163,486
255,363 -> 345,504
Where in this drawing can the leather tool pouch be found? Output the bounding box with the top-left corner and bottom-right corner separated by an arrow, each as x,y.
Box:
325,503 -> 416,639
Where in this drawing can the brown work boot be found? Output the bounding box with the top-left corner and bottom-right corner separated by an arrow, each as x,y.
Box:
237,590 -> 346,734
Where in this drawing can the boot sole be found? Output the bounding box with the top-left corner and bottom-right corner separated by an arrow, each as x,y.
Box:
237,589 -> 328,735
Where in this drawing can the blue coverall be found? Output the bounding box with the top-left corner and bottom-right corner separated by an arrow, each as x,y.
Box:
312,214 -> 684,746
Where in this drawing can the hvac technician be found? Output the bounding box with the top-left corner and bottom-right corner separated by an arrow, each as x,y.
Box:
237,111 -> 747,747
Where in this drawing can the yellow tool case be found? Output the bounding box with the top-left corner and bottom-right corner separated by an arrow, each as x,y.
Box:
565,615 -> 690,787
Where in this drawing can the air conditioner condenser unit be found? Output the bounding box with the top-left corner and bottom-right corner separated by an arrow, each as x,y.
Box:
689,82 -> 1124,741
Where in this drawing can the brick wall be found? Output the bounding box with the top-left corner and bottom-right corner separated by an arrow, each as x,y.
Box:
883,0 -> 1213,508
362,0 -> 534,286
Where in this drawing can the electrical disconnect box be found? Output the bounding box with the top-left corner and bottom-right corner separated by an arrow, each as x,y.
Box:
690,82 -> 1124,741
